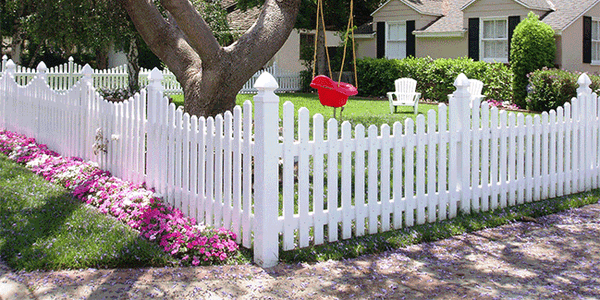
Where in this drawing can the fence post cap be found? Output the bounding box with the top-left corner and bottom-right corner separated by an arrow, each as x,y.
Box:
453,73 -> 470,89
37,61 -> 48,73
81,64 -> 94,77
68,56 -> 74,62
6,59 -> 15,70
149,67 -> 163,82
254,72 -> 279,90
577,73 -> 592,96
2,55 -> 7,61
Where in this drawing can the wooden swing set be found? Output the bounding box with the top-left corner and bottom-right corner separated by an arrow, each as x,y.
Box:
309,0 -> 358,119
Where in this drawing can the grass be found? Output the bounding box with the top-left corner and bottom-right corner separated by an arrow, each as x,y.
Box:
170,93 -> 442,129
0,154 -> 179,271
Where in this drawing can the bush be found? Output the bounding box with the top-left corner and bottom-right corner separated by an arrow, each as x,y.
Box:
526,68 -> 600,112
355,56 -> 513,103
510,12 -> 556,109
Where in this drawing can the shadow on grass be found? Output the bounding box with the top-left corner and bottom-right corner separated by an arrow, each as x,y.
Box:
0,155 -> 176,272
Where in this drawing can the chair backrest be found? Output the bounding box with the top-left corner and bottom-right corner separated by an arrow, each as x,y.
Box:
394,78 -> 417,93
468,79 -> 484,96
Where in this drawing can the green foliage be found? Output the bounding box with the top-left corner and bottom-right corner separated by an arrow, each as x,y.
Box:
356,56 -> 513,103
191,0 -> 237,46
510,12 -> 556,109
526,68 -> 600,112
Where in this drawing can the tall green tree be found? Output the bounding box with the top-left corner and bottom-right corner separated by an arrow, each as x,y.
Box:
510,12 -> 556,109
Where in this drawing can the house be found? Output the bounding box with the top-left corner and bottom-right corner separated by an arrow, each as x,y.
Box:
355,0 -> 600,73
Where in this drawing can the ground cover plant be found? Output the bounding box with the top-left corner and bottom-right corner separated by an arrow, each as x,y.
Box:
0,130 -> 243,270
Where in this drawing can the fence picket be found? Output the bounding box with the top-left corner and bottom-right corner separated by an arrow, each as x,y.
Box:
298,108 -> 311,247
341,121 -> 354,238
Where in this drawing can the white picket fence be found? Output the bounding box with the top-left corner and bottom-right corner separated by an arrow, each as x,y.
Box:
1,59 -> 600,268
0,55 -> 301,95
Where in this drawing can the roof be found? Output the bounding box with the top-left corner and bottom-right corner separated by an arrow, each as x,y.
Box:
462,0 -> 554,10
372,0 -> 445,17
226,5 -> 261,32
373,0 -> 600,36
541,0 -> 600,32
415,0 -> 470,36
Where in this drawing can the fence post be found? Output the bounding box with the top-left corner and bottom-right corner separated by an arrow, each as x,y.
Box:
253,72 -> 280,268
80,64 -> 94,160
577,73 -> 593,191
146,68 -> 165,194
450,73 -> 472,213
1,55 -> 6,73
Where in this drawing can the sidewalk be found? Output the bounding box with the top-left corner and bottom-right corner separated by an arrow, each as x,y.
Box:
2,203 -> 599,299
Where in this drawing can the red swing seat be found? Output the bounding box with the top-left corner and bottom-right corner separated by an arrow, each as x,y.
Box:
310,75 -> 358,108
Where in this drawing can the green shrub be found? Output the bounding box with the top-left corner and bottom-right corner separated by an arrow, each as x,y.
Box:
526,68 -> 600,112
510,12 -> 556,109
355,56 -> 512,103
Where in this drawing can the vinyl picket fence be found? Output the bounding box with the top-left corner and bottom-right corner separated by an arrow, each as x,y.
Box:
1,58 -> 600,267
0,55 -> 301,95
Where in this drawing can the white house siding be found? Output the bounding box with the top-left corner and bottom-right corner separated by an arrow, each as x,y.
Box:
461,0 -> 546,28
355,37 -> 377,59
559,3 -> 600,73
416,37 -> 468,59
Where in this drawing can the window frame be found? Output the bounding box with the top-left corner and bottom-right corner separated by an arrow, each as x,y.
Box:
592,18 -> 600,65
480,17 -> 509,63
385,21 -> 407,59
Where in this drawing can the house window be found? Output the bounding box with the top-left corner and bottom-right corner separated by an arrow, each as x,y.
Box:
481,18 -> 508,63
386,22 -> 406,59
592,19 -> 600,63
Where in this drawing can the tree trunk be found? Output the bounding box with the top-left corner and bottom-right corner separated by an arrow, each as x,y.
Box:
121,0 -> 301,118
316,18 -> 327,76
126,39 -> 140,93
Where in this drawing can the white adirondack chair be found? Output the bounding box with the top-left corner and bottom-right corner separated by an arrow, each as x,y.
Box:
387,78 -> 421,114
448,79 -> 485,107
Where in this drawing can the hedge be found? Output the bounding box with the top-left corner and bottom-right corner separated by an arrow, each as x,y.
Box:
355,56 -> 513,104
526,68 -> 600,112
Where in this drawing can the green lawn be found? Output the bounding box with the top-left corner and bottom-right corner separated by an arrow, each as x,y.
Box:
171,93 -> 441,129
0,155 -> 178,271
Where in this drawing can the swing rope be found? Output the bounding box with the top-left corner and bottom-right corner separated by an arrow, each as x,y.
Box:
312,0 -> 332,80
337,0 -> 358,89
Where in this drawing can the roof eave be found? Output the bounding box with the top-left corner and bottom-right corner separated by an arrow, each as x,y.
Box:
372,0 -> 443,17
414,30 -> 466,38
462,0 -> 555,11
354,33 -> 376,39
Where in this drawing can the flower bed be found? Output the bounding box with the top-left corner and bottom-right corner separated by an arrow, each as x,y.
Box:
0,129 -> 239,266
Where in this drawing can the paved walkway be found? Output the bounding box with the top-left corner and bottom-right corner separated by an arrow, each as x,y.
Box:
1,204 -> 599,299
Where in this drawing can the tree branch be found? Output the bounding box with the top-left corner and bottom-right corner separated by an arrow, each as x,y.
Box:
227,0 -> 301,77
120,0 -> 201,82
159,0 -> 221,65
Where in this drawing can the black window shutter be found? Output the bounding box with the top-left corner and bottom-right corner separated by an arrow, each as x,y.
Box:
468,18 -> 480,61
377,22 -> 386,58
508,16 -> 520,61
584,16 -> 592,64
406,20 -> 416,57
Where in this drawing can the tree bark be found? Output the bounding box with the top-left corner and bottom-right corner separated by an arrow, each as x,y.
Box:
120,0 -> 301,117
126,38 -> 140,93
